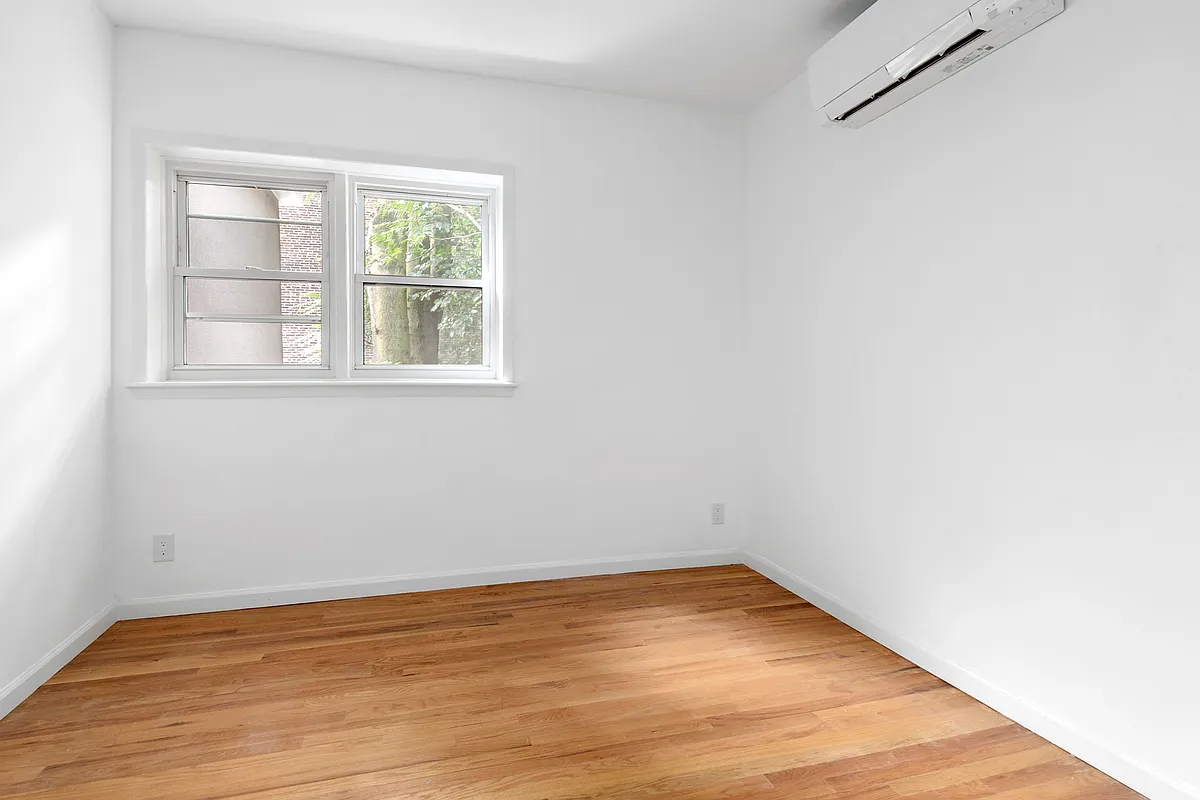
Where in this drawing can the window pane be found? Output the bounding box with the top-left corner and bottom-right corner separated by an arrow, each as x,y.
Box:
281,323 -> 323,366
185,279 -> 321,317
189,184 -> 282,216
188,219 -> 322,273
363,285 -> 482,366
185,183 -> 323,272
363,196 -> 482,280
188,184 -> 322,220
185,320 -> 322,366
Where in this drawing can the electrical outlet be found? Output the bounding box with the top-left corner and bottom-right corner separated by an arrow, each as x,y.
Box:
153,534 -> 175,563
711,503 -> 726,525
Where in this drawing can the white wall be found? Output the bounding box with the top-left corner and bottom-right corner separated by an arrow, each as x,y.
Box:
6,6 -> 1193,794
0,1 -> 114,706
111,30 -> 746,603
745,1 -> 1199,797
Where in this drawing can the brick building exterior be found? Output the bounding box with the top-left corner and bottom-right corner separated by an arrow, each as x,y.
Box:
278,196 -> 323,364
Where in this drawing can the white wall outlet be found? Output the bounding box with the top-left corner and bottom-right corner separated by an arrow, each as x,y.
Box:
711,503 -> 726,525
153,534 -> 175,563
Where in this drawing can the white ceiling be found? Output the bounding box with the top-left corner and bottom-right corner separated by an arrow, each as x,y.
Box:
97,0 -> 879,108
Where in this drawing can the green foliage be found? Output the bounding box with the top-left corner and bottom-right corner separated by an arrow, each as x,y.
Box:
364,199 -> 483,365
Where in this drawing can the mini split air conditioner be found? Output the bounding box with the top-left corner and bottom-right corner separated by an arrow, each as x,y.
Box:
809,0 -> 1065,128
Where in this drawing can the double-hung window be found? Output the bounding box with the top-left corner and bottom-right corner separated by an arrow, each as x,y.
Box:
354,183 -> 492,377
159,153 -> 508,389
174,172 -> 332,373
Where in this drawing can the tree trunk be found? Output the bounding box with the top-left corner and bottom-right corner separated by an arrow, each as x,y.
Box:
365,207 -> 411,363
408,225 -> 442,364
409,300 -> 443,364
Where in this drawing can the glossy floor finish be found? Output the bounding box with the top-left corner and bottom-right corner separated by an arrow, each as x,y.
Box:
0,566 -> 1142,799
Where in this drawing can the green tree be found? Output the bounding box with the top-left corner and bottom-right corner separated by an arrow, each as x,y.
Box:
364,199 -> 483,365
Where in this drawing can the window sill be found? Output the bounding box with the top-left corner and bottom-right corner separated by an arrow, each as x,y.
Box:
127,380 -> 518,399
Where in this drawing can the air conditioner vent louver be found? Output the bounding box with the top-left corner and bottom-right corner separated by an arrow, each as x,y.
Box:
834,29 -> 986,122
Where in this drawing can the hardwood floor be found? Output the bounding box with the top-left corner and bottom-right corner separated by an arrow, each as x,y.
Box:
0,566 -> 1142,799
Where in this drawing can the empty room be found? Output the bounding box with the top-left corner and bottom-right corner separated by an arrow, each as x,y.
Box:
0,0 -> 1196,797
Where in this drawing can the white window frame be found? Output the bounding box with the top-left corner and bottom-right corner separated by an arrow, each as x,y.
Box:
153,150 -> 511,391
168,163 -> 337,381
351,177 -> 499,382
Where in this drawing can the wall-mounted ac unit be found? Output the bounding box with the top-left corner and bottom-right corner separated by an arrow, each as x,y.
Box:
810,0 -> 1065,128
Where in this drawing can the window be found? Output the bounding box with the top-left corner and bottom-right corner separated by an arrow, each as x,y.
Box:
356,187 -> 490,373
158,154 -> 508,388
174,176 -> 330,371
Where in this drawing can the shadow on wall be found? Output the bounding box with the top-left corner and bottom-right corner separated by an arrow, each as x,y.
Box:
0,223 -> 110,694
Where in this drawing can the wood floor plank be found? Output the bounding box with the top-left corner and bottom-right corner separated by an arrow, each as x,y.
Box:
0,566 -> 1144,799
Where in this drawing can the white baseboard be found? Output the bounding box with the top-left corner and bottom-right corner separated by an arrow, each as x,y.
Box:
117,548 -> 742,620
742,551 -> 1197,800
0,603 -> 116,721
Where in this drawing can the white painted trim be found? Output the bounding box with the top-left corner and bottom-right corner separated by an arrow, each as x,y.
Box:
0,604 -> 116,721
126,379 -> 517,398
742,551 -> 1199,800
117,549 -> 741,620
